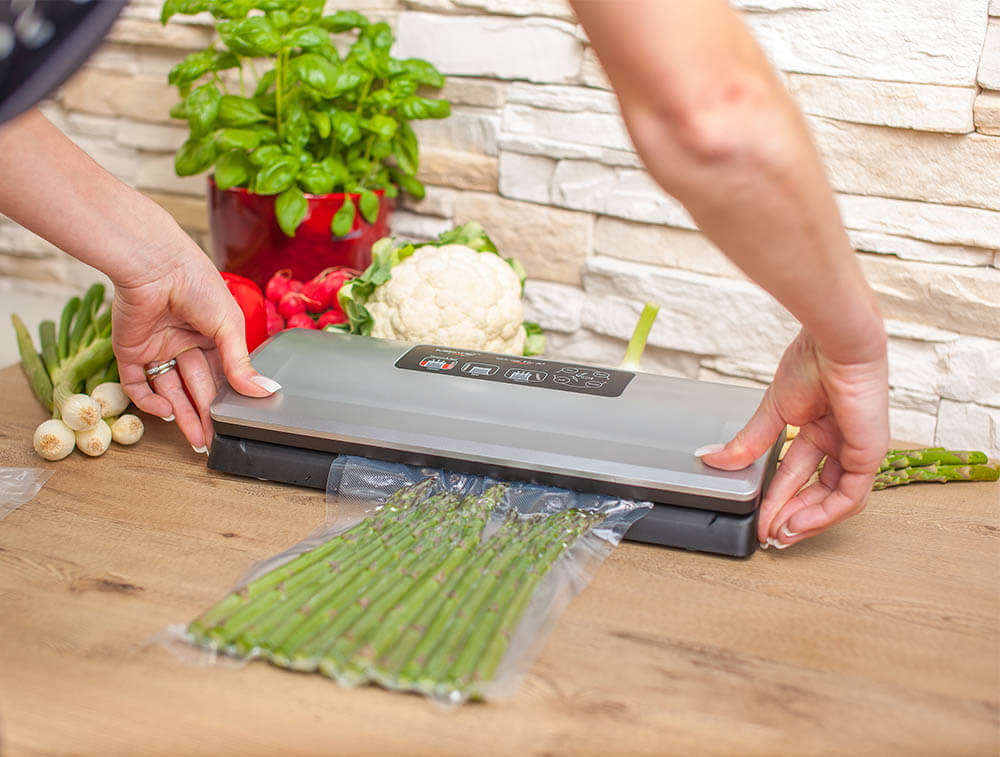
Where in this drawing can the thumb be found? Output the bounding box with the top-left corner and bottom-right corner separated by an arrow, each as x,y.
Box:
695,388 -> 785,471
216,319 -> 281,398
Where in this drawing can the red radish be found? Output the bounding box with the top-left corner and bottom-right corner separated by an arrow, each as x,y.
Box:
265,269 -> 294,303
277,291 -> 320,320
317,308 -> 348,328
301,267 -> 358,312
264,299 -> 284,336
286,312 -> 318,329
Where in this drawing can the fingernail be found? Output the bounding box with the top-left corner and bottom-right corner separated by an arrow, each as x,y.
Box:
781,525 -> 799,539
251,375 -> 282,393
759,541 -> 769,550
191,444 -> 207,454
694,443 -> 725,457
775,541 -> 792,550
162,414 -> 175,422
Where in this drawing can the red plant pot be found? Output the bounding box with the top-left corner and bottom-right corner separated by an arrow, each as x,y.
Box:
208,177 -> 393,289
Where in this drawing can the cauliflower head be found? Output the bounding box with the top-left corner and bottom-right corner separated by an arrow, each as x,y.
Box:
366,243 -> 526,354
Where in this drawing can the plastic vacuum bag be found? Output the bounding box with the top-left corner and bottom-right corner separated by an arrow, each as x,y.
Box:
175,455 -> 652,706
0,467 -> 53,520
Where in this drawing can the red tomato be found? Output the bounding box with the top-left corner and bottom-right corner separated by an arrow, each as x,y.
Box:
221,272 -> 268,352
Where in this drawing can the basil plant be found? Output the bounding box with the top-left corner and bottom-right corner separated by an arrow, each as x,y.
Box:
161,0 -> 450,237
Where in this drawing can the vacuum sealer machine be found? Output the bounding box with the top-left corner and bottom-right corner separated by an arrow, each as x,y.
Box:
208,329 -> 781,557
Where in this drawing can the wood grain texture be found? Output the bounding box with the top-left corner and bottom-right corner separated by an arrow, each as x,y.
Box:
0,363 -> 997,757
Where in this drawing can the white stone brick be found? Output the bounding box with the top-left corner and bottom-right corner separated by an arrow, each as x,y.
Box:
594,217 -> 745,279
837,194 -> 1000,250
550,160 -> 615,214
115,121 -> 189,152
403,0 -> 574,21
88,44 -> 140,75
974,90 -> 1000,135
884,319 -> 961,344
522,280 -> 585,333
394,12 -> 583,83
700,358 -> 777,386
136,155 -> 208,197
581,257 -> 800,363
139,48 -> 188,78
941,337 -> 1000,408
848,231 -> 996,267
697,367 -> 770,390
979,18 -> 1000,90
438,78 -> 506,108
400,186 -> 457,218
502,104 -> 632,152
605,171 -> 697,229
506,83 -> 619,114
788,75 -> 975,134
0,220 -> 61,258
890,387 -> 941,415
888,406 -> 938,447
499,151 -> 555,205
66,112 -> 120,139
859,254 -> 1000,341
740,0 -> 989,86
887,337 -> 946,397
810,117 -> 1000,211
992,0 -> 1000,15
418,148 -> 499,192
499,134 -> 642,168
410,108 -> 499,156
453,192 -> 593,285
935,400 -> 1000,458
580,47 -> 611,90
388,210 -> 454,242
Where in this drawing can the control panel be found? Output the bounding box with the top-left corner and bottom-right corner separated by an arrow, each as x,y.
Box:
395,345 -> 634,398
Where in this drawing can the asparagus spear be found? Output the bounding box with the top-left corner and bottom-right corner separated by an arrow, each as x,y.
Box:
188,479 -> 434,636
325,487 -> 506,683
873,463 -> 999,489
880,448 -> 989,471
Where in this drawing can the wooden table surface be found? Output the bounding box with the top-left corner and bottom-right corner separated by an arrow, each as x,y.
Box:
0,364 -> 997,756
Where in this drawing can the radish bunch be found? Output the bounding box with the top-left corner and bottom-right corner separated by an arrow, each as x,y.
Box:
264,267 -> 357,335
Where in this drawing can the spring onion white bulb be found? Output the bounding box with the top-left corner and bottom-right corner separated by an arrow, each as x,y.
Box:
59,393 -> 102,431
33,419 -> 76,460
75,419 -> 112,456
111,414 -> 144,446
91,382 -> 130,417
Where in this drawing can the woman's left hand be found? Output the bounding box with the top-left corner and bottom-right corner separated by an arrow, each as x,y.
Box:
112,241 -> 279,452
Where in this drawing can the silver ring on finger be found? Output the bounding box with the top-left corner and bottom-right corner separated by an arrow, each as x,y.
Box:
144,358 -> 178,379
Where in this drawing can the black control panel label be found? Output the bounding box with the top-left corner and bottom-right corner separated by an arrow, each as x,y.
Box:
395,345 -> 634,397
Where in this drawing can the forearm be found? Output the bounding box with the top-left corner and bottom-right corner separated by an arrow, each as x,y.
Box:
571,0 -> 886,363
0,108 -> 201,288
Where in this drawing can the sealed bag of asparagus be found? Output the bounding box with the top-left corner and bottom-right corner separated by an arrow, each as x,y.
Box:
176,456 -> 651,706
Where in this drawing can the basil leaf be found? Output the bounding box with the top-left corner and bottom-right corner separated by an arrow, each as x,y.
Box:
218,17 -> 282,57
299,164 -> 334,195
254,155 -> 299,194
160,0 -> 211,24
286,25 -> 329,49
215,128 -> 261,151
169,100 -> 187,119
332,110 -> 361,146
398,96 -> 450,120
360,21 -> 393,51
253,69 -> 276,98
281,101 -> 311,151
358,189 -> 380,225
186,82 -> 221,137
320,157 -> 350,186
214,0 -> 253,19
319,11 -> 368,33
219,95 -> 268,126
388,78 -> 416,99
330,63 -> 367,96
268,9 -> 292,31
275,185 -> 309,236
331,197 -> 356,237
308,111 -> 331,139
370,140 -> 393,160
401,58 -> 445,88
393,122 -> 418,175
249,145 -> 284,166
289,53 -> 339,96
362,113 -> 397,140
214,149 -> 254,190
175,136 -> 217,176
390,167 -> 425,200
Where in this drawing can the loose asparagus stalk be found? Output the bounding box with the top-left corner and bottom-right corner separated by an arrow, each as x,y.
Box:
880,448 -> 989,471
873,463 -> 999,490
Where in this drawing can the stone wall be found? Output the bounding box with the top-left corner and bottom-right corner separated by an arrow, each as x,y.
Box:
1,0 -> 998,455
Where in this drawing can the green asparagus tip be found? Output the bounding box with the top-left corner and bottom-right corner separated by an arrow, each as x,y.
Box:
620,302 -> 659,371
